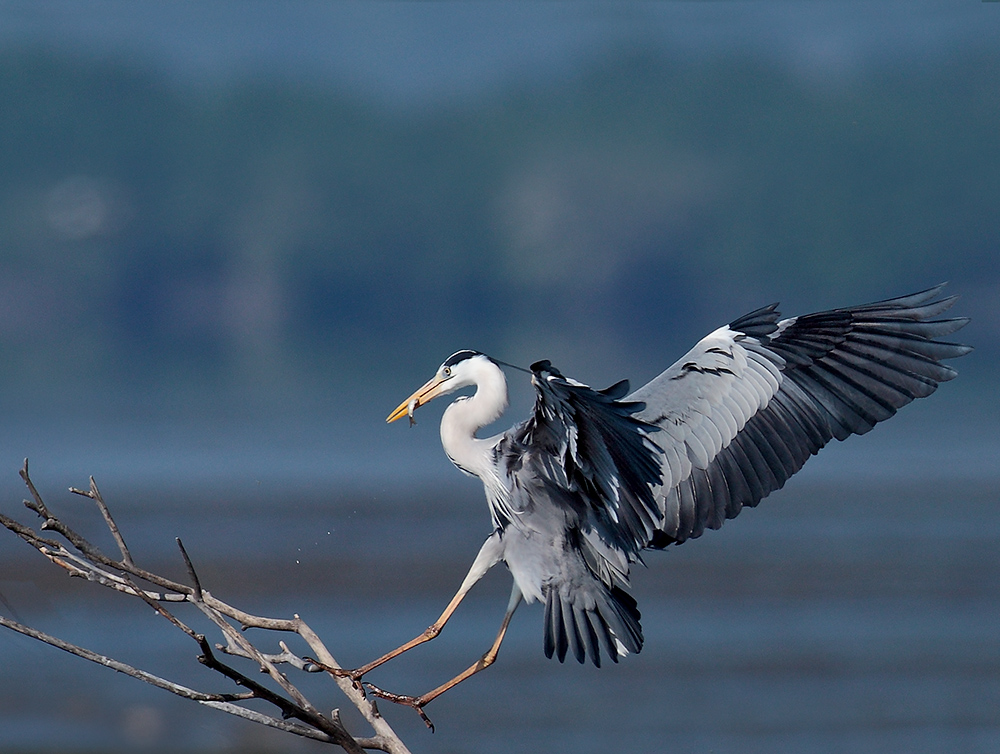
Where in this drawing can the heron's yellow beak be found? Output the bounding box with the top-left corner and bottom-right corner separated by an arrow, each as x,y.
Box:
386,374 -> 451,424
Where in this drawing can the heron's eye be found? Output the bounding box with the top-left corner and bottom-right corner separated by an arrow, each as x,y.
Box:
442,366 -> 452,378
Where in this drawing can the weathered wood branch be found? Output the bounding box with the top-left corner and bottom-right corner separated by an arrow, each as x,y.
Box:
0,459 -> 412,754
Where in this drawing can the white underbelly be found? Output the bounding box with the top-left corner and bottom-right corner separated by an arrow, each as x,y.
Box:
501,526 -> 554,605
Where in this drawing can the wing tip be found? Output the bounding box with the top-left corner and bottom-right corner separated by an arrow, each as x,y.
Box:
729,302 -> 782,338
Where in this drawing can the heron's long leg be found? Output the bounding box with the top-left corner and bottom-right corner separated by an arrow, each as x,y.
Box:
416,583 -> 523,704
367,584 -> 523,726
349,533 -> 503,678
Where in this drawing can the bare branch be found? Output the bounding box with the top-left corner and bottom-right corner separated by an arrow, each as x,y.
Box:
70,475 -> 134,566
0,612 -> 340,743
122,570 -> 202,640
0,613 -> 247,705
175,538 -> 203,601
0,509 -> 63,550
197,700 -> 341,743
220,639 -> 323,673
0,463 -> 413,754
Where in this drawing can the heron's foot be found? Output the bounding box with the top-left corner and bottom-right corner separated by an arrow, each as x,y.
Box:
365,682 -> 436,731
303,658 -> 365,687
329,666 -> 364,681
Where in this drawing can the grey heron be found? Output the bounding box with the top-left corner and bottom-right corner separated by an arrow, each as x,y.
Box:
351,285 -> 970,724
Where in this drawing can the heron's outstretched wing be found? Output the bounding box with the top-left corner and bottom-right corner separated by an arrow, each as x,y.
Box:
627,284 -> 971,546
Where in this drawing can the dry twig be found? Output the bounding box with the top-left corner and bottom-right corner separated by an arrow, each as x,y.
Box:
0,459 -> 412,754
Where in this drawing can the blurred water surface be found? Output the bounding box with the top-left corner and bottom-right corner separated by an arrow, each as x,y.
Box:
2,450 -> 998,753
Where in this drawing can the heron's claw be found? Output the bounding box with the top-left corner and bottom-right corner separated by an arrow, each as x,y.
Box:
365,682 -> 435,731
303,657 -> 365,689
329,667 -> 363,681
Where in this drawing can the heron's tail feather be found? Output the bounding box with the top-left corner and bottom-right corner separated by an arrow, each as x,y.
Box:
543,583 -> 643,667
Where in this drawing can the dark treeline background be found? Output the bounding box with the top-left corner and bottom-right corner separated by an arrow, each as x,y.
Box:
0,37 -> 996,437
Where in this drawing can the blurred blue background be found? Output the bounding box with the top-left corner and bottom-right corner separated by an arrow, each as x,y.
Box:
0,2 -> 997,753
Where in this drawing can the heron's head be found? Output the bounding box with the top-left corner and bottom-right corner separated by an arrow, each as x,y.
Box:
387,350 -> 495,424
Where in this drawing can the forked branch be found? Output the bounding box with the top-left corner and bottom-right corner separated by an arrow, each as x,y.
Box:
0,460 -> 411,754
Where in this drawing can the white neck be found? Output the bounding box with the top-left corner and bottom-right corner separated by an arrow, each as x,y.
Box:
439,357 -> 508,479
